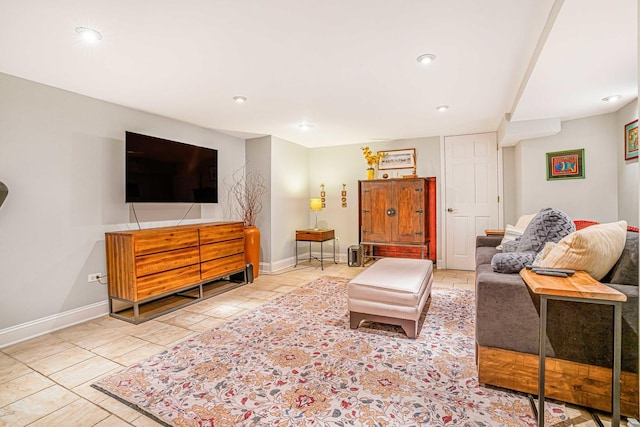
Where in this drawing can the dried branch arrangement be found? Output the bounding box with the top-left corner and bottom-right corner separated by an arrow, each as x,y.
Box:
225,166 -> 268,226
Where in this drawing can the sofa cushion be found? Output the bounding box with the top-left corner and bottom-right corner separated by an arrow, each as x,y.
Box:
516,207 -> 575,253
604,231 -> 639,286
539,221 -> 627,280
496,224 -> 524,250
491,251 -> 536,274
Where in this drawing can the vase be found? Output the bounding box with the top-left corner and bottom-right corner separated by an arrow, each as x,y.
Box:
244,225 -> 260,278
366,168 -> 375,180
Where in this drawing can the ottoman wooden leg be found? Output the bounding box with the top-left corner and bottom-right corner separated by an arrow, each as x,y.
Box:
400,319 -> 417,339
350,312 -> 365,329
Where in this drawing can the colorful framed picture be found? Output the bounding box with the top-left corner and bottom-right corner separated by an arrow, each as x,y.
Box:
624,119 -> 638,160
377,148 -> 416,170
546,148 -> 585,180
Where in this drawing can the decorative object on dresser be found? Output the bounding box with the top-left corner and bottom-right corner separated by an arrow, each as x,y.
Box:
105,221 -> 247,324
360,146 -> 385,180
358,177 -> 436,262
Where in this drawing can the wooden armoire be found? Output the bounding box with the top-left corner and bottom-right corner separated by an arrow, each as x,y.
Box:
358,177 -> 436,262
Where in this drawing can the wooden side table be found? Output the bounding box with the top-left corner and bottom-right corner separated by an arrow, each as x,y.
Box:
295,229 -> 336,270
520,269 -> 626,427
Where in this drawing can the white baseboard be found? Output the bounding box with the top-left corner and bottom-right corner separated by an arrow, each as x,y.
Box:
0,301 -> 109,348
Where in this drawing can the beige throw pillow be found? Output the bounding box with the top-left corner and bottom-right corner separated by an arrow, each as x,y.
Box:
538,220 -> 627,280
496,224 -> 524,250
496,214 -> 536,250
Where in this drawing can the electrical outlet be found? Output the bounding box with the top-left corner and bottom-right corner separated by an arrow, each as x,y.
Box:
88,273 -> 101,283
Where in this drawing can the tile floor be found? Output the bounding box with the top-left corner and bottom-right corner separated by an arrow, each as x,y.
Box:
0,262 -> 628,426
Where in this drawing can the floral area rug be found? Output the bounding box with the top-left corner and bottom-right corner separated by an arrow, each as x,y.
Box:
93,276 -> 568,426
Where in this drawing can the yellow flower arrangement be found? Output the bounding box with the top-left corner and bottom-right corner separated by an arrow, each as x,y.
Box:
360,146 -> 385,168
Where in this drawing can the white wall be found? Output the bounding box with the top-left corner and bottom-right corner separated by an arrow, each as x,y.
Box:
270,136 -> 310,268
0,73 -> 245,331
308,137 -> 441,262
245,136 -> 272,268
516,113 -> 619,222
502,146 -> 517,225
617,99 -> 639,225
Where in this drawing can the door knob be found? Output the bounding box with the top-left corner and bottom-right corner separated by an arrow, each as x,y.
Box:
386,208 -> 396,217
447,208 -> 457,213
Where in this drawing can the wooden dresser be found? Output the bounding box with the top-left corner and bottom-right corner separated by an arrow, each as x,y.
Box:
105,221 -> 246,323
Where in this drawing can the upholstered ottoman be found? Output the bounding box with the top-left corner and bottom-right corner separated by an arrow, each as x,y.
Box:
348,257 -> 434,338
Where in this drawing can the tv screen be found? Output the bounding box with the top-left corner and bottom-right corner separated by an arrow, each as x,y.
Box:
125,132 -> 218,203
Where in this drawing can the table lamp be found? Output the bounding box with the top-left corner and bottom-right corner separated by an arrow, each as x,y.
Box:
310,198 -> 322,230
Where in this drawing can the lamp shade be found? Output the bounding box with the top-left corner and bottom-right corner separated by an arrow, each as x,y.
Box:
310,198 -> 322,211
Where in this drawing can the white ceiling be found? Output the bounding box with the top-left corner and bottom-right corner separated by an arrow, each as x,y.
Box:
0,0 -> 636,148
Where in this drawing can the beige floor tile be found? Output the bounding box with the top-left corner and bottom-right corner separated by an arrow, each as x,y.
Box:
49,356 -> 121,389
0,371 -> 54,407
188,317 -> 229,332
133,322 -> 193,345
272,285 -> 299,294
0,385 -> 78,426
51,321 -> 103,342
72,381 -> 113,405
92,335 -> 149,360
164,332 -> 199,349
132,414 -> 165,426
432,282 -> 454,289
28,346 -> 95,376
234,298 -> 267,310
157,311 -> 210,329
127,320 -> 170,338
72,329 -> 132,351
28,398 -> 110,427
97,395 -> 145,423
3,334 -> 75,364
94,414 -> 135,427
112,343 -> 166,367
0,353 -> 32,384
202,304 -> 244,319
453,282 -> 475,291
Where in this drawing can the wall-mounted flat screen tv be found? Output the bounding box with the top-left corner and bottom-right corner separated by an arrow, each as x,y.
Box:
125,131 -> 218,203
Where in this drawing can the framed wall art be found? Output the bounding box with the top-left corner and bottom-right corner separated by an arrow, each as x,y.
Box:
624,119 -> 638,160
377,148 -> 416,170
546,148 -> 585,180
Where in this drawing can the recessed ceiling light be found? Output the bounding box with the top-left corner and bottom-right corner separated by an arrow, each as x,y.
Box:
233,96 -> 247,103
298,123 -> 313,131
75,26 -> 102,42
416,54 -> 436,64
436,105 -> 450,112
602,95 -> 622,103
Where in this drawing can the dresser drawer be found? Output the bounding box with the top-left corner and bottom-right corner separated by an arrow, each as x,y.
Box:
201,254 -> 246,280
135,247 -> 200,277
200,239 -> 243,262
199,223 -> 244,245
134,229 -> 199,256
135,264 -> 201,301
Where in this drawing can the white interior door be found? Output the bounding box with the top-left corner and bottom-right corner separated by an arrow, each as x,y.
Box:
444,133 -> 499,270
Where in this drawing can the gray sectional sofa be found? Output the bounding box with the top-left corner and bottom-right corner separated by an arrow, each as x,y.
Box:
475,230 -> 639,416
